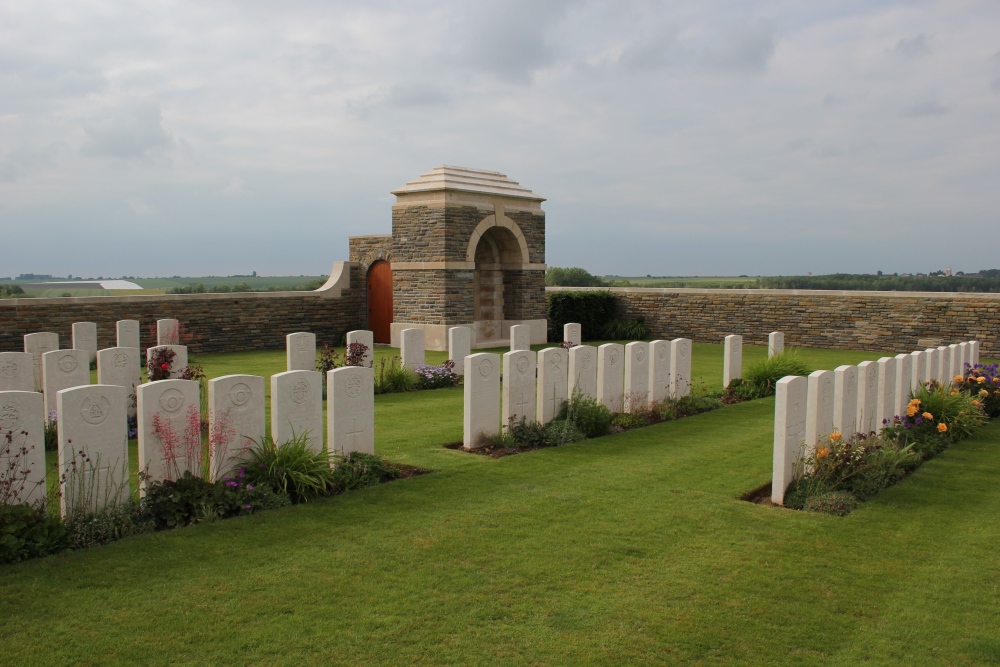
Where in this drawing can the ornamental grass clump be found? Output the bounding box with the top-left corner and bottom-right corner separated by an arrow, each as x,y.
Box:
742,350 -> 810,398
238,432 -> 336,504
374,356 -> 418,394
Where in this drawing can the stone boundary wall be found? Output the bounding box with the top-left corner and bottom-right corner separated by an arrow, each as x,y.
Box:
547,287 -> 1000,358
0,265 -> 365,355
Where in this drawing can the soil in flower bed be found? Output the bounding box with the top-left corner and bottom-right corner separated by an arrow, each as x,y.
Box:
443,442 -> 552,458
391,463 -> 433,479
740,482 -> 776,506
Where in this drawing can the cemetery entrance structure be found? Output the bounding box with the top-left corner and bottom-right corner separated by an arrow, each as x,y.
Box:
350,166 -> 548,351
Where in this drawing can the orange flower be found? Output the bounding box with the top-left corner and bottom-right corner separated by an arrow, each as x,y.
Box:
937,423 -> 948,433
954,375 -> 964,383
816,447 -> 830,459
950,390 -> 959,396
829,432 -> 843,442
906,405 -> 918,417
978,376 -> 987,384
909,398 -> 921,406
972,400 -> 981,407
981,389 -> 990,398
968,376 -> 976,383
922,412 -> 933,420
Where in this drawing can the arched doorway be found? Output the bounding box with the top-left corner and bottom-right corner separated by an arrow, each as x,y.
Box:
473,225 -> 525,330
367,260 -> 393,344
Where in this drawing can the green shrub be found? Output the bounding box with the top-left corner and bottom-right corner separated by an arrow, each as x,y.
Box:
611,412 -> 649,430
543,419 -> 586,446
883,383 -> 988,458
561,391 -> 613,438
744,350 -> 810,397
803,491 -> 859,517
546,291 -> 618,341
374,356 -> 418,394
141,472 -> 223,529
601,319 -> 650,341
545,267 -> 607,287
239,433 -> 337,503
506,417 -> 549,448
63,499 -> 154,549
44,416 -> 59,451
659,395 -> 725,421
331,452 -> 401,491
0,503 -> 71,564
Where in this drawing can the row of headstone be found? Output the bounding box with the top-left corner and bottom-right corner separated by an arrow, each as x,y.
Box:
771,339 -> 980,505
723,331 -> 784,387
286,330 -> 376,373
20,320 -> 146,393
462,339 -> 693,448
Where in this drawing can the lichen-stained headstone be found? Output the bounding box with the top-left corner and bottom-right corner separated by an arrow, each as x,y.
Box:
328,366 -> 375,457
286,332 -> 316,372
24,332 -> 58,392
271,370 -> 323,452
771,375 -> 807,505
596,344 -> 624,413
42,349 -> 90,420
0,390 -> 46,506
536,348 -> 568,424
464,353 -> 501,448
0,352 -> 35,392
568,345 -> 597,400
97,347 -> 141,418
624,341 -> 648,413
57,384 -> 128,517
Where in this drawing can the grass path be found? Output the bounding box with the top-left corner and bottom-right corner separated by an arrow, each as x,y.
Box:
6,344 -> 1000,665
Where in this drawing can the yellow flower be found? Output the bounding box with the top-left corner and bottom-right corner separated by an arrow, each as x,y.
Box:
909,398 -> 921,406
922,412 -> 933,420
906,406 -> 918,417
816,446 -> 830,459
981,389 -> 990,397
978,376 -> 987,384
955,375 -> 964,383
937,423 -> 948,433
829,432 -> 842,442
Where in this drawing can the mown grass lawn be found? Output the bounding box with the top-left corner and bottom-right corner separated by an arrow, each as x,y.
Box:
7,343 -> 1000,666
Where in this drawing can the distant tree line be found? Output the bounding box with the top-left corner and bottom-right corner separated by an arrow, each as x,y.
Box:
168,279 -> 325,294
0,284 -> 26,299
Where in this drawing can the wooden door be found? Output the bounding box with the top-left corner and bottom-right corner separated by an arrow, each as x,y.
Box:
367,260 -> 393,344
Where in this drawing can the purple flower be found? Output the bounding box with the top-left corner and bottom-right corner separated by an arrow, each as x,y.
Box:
247,484 -> 254,490
916,416 -> 924,424
245,504 -> 252,509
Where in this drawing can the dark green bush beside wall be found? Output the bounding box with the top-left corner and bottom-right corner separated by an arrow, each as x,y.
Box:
547,291 -> 618,341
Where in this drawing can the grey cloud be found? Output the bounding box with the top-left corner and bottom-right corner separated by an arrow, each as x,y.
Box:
0,50 -> 106,113
894,34 -> 932,58
902,99 -> 948,117
992,76 -> 1000,93
80,101 -> 170,159
346,84 -> 450,118
618,26 -> 677,71
704,21 -> 776,73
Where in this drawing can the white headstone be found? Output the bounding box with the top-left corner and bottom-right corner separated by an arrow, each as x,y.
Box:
72,322 -> 98,364
936,346 -> 949,384
647,340 -> 671,405
923,348 -> 938,384
596,344 -> 624,413
24,332 -> 58,392
116,320 -> 140,349
670,338 -> 692,398
564,323 -> 582,347
958,342 -> 970,376
909,351 -> 925,393
970,340 -> 980,367
146,345 -> 188,379
893,353 -> 912,419
57,384 -> 128,517
502,350 -> 537,427
804,370 -> 834,451
568,345 -> 598,400
136,379 -> 201,491
464,353 -> 501,448
347,329 -> 375,368
771,375 -> 807,505
723,334 -> 742,387
157,319 -> 179,345
328,366 -> 375,457
286,332 -> 316,372
536,347 -> 568,424
768,332 -> 785,358
876,356 -> 897,430
97,347 -> 141,418
42,349 -> 90,421
0,390 -> 46,506
271,370 -> 324,451
832,365 -> 857,438
623,342 -> 649,412
0,352 -> 35,392
400,328 -> 425,370
856,360 -> 879,435
948,343 -> 961,381
208,374 -> 265,480
510,324 -> 531,352
447,327 -> 471,376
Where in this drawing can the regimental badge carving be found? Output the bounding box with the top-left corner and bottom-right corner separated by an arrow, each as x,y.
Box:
479,359 -> 494,378
58,354 -> 79,373
159,388 -> 184,413
821,378 -> 832,403
0,359 -> 17,379
868,370 -> 877,389
113,353 -> 129,368
291,379 -> 310,405
658,344 -> 667,359
229,383 -> 252,407
345,375 -> 363,398
295,337 -> 309,352
679,344 -> 689,358
634,348 -> 644,363
81,395 -> 111,425
121,322 -> 136,332
610,349 -> 620,365
0,401 -> 23,432
516,357 -> 529,374
550,353 -> 562,370
581,352 -> 592,370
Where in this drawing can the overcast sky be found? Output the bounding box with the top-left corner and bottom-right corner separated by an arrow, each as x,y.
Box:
2,0 -> 999,278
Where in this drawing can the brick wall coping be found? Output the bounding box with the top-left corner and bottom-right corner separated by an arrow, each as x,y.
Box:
545,286 -> 1000,301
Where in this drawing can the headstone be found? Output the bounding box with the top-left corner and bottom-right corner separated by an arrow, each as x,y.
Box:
893,353 -> 913,419
948,343 -> 961,381
536,347 -> 568,424
208,375 -> 265,480
804,370 -> 834,451
647,340 -> 671,405
958,342 -> 969,376
271,370 -> 324,451
568,345 -> 598,400
856,360 -> 878,435
136,379 -> 201,491
286,332 -> 316,372
768,332 -> 785,358
771,375 -> 807,505
876,357 -> 897,430
723,335 -> 742,387
157,319 -> 179,345
670,338 -> 692,398
909,350 -> 925,393
42,350 -> 89,421
72,322 -> 98,364
923,348 -> 938,384
502,350 -> 537,427
970,340 -> 980,367
832,365 -> 857,438
24,332 -> 58,392
936,346 -> 949,384
623,342 -> 649,412
0,390 -> 46,506
146,345 -> 188,379
96,347 -> 141,418
510,324 -> 531,352
400,328 -> 425,370
564,323 -> 582,347
116,320 -> 140,349
0,352 -> 35,392
447,327 -> 471,376
57,384 -> 128,517
347,330 -> 375,368
328,366 -> 375,456
596,344 -> 624,412
464,353 -> 501,448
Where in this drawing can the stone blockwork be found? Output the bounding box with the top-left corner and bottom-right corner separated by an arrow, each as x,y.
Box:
349,235 -> 393,274
504,270 -> 547,321
390,268 -> 476,324
548,287 -> 1000,357
0,265 -> 365,355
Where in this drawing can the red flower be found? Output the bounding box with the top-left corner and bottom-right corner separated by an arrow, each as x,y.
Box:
160,363 -> 170,370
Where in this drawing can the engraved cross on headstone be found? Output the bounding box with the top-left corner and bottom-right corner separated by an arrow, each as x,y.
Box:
346,419 -> 365,448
